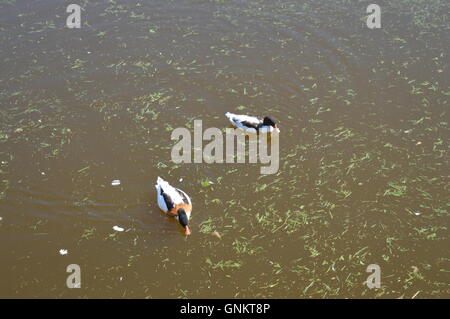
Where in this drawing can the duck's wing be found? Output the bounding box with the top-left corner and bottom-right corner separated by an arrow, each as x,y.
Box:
156,177 -> 170,212
175,188 -> 192,206
225,112 -> 261,131
155,177 -> 184,213
158,188 -> 173,212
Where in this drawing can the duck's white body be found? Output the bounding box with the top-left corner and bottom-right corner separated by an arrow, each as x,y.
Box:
225,112 -> 275,134
155,177 -> 191,220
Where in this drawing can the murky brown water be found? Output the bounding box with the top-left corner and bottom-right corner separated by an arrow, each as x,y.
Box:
1,0 -> 449,298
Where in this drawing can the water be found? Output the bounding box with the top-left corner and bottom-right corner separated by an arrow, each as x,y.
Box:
1,0 -> 449,298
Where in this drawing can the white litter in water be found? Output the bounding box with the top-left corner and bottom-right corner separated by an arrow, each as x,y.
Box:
111,180 -> 121,186
179,178 -> 183,182
113,225 -> 124,232
414,212 -> 422,216
59,249 -> 68,255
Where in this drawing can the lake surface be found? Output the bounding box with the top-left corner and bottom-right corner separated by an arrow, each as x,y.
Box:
0,0 -> 449,298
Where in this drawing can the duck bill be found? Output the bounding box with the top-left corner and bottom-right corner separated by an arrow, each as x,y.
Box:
184,225 -> 191,236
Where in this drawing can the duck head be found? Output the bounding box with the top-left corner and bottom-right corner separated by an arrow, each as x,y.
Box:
177,208 -> 191,236
263,116 -> 280,133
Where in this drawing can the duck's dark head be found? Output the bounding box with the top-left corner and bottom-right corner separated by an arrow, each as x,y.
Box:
263,116 -> 280,133
177,208 -> 191,236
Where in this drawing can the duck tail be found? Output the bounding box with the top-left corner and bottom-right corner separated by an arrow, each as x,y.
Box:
155,176 -> 164,190
225,112 -> 234,119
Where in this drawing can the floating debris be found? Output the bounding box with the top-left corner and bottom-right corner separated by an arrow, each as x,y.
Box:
210,231 -> 222,239
113,225 -> 124,232
111,180 -> 121,186
200,179 -> 213,187
59,249 -> 68,255
406,208 -> 422,216
412,291 -> 421,299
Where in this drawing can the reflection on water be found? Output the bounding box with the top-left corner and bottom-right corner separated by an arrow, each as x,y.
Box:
0,0 -> 448,298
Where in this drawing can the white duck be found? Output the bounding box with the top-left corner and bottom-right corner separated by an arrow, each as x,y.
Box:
225,112 -> 280,134
155,176 -> 192,236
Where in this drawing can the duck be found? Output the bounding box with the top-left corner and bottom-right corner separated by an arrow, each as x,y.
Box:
155,176 -> 192,236
225,112 -> 280,134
